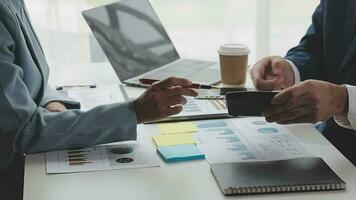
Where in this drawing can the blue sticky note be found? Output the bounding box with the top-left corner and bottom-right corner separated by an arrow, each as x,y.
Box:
157,144 -> 205,163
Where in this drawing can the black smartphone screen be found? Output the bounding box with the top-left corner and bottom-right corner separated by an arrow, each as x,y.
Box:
226,91 -> 279,116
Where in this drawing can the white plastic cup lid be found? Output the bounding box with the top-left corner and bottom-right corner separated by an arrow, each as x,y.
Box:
218,43 -> 250,56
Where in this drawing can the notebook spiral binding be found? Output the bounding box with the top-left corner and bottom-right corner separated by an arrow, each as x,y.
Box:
224,182 -> 346,195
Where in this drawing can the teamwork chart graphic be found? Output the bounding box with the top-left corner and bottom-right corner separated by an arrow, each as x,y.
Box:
195,117 -> 310,164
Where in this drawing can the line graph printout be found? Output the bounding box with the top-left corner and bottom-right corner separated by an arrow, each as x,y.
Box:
195,117 -> 310,164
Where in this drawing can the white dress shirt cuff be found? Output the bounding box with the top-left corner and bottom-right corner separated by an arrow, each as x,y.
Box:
334,85 -> 356,130
284,59 -> 301,84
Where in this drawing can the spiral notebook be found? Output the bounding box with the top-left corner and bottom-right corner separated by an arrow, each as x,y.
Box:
210,157 -> 346,196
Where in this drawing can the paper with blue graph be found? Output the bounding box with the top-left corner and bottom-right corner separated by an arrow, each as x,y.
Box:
162,97 -> 228,122
195,117 -> 310,164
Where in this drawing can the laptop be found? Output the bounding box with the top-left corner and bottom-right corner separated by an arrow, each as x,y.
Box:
82,0 -> 221,87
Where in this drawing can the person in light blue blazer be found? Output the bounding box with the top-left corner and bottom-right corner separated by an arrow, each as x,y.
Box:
0,0 -> 197,199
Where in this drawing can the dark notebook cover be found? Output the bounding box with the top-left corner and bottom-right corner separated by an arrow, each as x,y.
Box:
210,157 -> 346,196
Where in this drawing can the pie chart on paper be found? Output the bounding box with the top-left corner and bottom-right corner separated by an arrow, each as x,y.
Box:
252,121 -> 267,125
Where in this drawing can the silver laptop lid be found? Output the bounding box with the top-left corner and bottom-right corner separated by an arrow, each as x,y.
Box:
82,0 -> 180,81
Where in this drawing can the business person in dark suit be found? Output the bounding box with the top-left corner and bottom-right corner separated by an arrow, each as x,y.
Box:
251,0 -> 356,165
0,0 -> 197,199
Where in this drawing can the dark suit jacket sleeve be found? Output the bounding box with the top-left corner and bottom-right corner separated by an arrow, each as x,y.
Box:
0,16 -> 137,162
285,3 -> 324,80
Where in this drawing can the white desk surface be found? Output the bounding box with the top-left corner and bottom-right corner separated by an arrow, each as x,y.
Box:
24,86 -> 356,200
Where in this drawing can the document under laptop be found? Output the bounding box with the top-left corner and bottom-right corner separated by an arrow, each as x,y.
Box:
63,84 -> 129,111
82,0 -> 221,86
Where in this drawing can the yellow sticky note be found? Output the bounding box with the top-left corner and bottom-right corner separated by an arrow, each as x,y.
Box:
158,122 -> 199,134
153,134 -> 195,147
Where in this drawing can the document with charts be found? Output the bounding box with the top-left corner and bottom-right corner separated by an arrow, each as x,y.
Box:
195,117 -> 310,164
159,97 -> 229,122
46,126 -> 159,174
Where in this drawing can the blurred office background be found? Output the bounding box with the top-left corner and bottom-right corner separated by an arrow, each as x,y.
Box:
25,0 -> 319,86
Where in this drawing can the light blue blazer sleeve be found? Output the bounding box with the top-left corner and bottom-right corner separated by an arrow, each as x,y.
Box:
39,86 -> 81,109
0,2 -> 137,168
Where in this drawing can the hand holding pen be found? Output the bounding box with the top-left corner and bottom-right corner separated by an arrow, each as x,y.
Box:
133,77 -> 198,123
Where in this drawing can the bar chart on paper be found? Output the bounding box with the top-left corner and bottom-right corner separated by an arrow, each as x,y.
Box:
64,147 -> 141,166
66,149 -> 94,166
45,145 -> 159,174
195,120 -> 259,163
195,117 -> 310,164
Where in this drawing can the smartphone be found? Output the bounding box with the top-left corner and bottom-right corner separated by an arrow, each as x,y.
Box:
226,91 -> 279,116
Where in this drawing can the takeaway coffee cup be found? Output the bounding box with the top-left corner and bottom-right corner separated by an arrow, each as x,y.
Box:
218,44 -> 250,85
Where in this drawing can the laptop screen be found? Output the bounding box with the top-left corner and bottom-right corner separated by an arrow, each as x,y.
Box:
83,0 -> 180,81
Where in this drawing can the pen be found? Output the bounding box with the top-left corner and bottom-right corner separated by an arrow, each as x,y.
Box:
56,84 -> 97,90
139,78 -> 218,89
